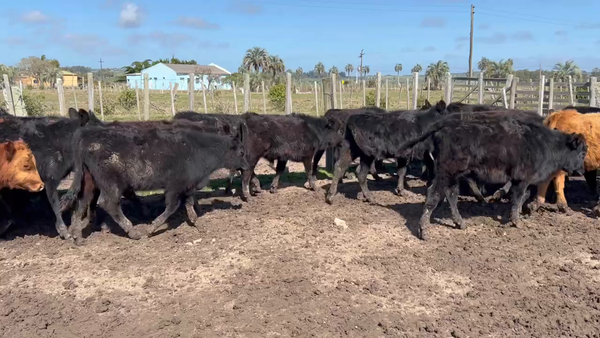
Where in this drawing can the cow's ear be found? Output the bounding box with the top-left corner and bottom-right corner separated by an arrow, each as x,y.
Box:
567,133 -> 585,150
423,99 -> 432,109
68,108 -> 79,120
435,100 -> 446,113
77,109 -> 91,126
4,141 -> 15,162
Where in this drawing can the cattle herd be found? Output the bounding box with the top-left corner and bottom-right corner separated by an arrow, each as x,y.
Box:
0,100 -> 598,244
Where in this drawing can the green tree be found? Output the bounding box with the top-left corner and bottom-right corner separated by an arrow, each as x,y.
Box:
394,63 -> 403,82
329,66 -> 339,75
345,64 -> 354,78
295,67 -> 303,78
41,67 -> 61,88
363,65 -> 370,77
123,59 -> 153,74
268,55 -> 285,76
411,64 -> 422,74
553,60 -> 582,81
0,64 -> 17,81
488,59 -> 514,78
592,68 -> 600,77
425,60 -> 450,90
477,57 -> 491,75
243,47 -> 270,73
314,62 -> 325,78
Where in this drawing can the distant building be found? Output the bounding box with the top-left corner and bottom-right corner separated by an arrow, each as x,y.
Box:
17,70 -> 79,88
125,63 -> 231,91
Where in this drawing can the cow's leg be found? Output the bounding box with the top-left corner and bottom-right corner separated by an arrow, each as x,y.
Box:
123,187 -> 151,218
147,190 -> 181,236
69,185 -> 99,245
303,156 -> 316,191
251,172 -> 262,194
394,158 -> 409,196
357,156 -> 376,203
185,195 -> 198,226
508,181 -> 529,228
46,180 -> 71,240
269,160 -> 288,193
419,177 -> 446,241
326,145 -> 354,204
553,171 -> 571,213
370,160 -> 383,181
528,172 -> 556,212
225,169 -> 237,195
101,187 -> 142,240
423,152 -> 436,186
466,178 -> 487,203
488,181 -> 513,203
241,165 -> 256,202
585,170 -> 598,198
313,149 -> 325,180
0,197 -> 13,237
445,183 -> 466,229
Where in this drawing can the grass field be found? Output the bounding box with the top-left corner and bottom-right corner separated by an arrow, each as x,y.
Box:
2,85 -> 444,120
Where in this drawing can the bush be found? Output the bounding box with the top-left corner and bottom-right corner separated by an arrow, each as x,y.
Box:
22,92 -> 45,116
118,89 -> 137,110
268,84 -> 286,111
365,91 -> 385,108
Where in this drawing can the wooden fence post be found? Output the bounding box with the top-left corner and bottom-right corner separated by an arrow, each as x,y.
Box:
362,80 -> 366,106
188,73 -> 195,111
406,78 -> 410,109
170,83 -> 179,116
200,80 -> 208,114
478,71 -> 484,104
2,75 -> 15,116
87,73 -> 94,111
73,87 -> 78,110
56,78 -> 65,116
339,81 -> 343,109
135,80 -> 141,120
412,72 -> 419,109
502,74 -> 513,108
510,77 -> 518,109
261,80 -> 267,114
385,79 -> 389,109
98,80 -> 104,121
285,72 -> 293,114
444,73 -> 453,103
568,75 -> 574,105
427,77 -> 431,101
375,72 -> 381,108
591,77 -> 597,107
538,75 -> 545,115
314,81 -> 319,116
143,73 -> 149,121
331,73 -> 338,109
548,78 -> 554,111
243,73 -> 250,112
232,81 -> 239,114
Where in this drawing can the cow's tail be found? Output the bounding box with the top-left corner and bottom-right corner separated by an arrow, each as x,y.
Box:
394,122 -> 447,158
59,133 -> 85,213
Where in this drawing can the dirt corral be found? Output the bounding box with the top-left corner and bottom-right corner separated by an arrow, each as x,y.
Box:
2,160 -> 600,338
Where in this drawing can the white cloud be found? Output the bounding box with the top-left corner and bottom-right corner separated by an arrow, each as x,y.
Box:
21,11 -> 49,24
119,3 -> 143,28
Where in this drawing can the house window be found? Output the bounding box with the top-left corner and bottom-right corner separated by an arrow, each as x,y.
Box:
163,77 -> 165,79
195,78 -> 200,84
153,77 -> 157,80
180,77 -> 184,81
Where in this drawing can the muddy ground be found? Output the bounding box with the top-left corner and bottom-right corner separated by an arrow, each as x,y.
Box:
1,159 -> 600,338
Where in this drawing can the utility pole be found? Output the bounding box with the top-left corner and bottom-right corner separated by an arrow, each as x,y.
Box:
468,4 -> 474,78
359,49 -> 364,81
99,58 -> 104,82
539,62 -> 542,79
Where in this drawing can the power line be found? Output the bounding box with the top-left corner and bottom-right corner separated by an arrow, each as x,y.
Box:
477,6 -> 566,23
477,11 -> 570,27
294,0 -> 463,8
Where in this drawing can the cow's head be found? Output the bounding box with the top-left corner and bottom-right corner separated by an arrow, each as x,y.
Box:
68,108 -> 103,126
230,121 -> 250,171
0,140 -> 44,192
563,133 -> 587,176
420,99 -> 432,110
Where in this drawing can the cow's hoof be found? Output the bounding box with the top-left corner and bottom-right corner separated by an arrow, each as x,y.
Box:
508,220 -> 522,229
557,203 -> 572,215
526,201 -> 543,213
269,187 -> 278,194
128,229 -> 144,240
455,222 -> 467,230
73,236 -> 85,246
418,229 -> 428,241
325,195 -> 335,205
395,188 -> 409,197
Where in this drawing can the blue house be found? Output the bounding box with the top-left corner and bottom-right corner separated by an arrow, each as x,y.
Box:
126,63 -> 232,91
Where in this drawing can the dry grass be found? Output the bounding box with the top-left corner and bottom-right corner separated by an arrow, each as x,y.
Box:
2,85 -> 445,121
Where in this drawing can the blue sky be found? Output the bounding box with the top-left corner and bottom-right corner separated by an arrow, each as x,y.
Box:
1,0 -> 599,74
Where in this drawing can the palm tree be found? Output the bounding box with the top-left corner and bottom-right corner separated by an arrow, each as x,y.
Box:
268,55 -> 285,76
488,59 -> 514,78
314,62 -> 325,78
41,67 -> 61,88
295,67 -> 303,78
394,63 -> 403,83
477,57 -> 491,75
329,66 -> 339,75
553,60 -> 582,81
243,47 -> 270,73
0,64 -> 17,82
425,60 -> 450,90
363,65 -> 370,77
123,59 -> 153,74
411,64 -> 422,74
345,64 -> 354,78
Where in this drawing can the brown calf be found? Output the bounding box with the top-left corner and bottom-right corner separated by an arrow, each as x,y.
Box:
532,109 -> 600,214
0,140 -> 44,192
